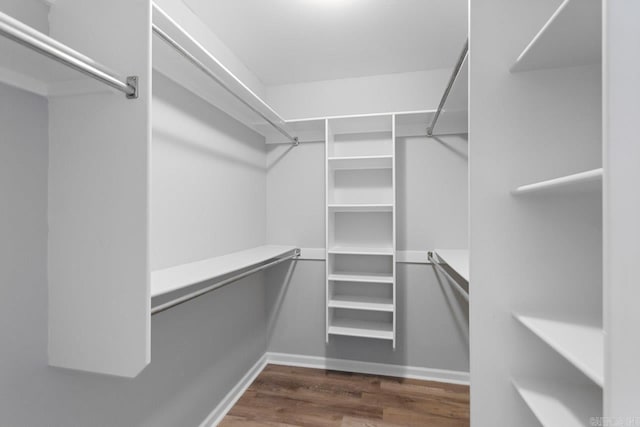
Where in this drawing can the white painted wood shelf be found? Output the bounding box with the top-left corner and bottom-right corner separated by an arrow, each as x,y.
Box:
328,319 -> 394,340
327,246 -> 394,256
511,0 -> 601,72
328,296 -> 394,312
512,378 -> 601,427
515,314 -> 604,387
328,273 -> 394,284
433,249 -> 469,282
326,115 -> 396,347
328,204 -> 393,213
151,245 -> 297,297
512,168 -> 603,196
328,155 -> 393,170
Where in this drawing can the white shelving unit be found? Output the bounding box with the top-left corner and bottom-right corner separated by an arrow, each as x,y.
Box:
325,114 -> 396,347
511,0 -> 601,72
512,169 -> 603,196
499,1 -> 605,423
151,245 -> 298,298
512,378 -> 601,427
515,315 -> 604,386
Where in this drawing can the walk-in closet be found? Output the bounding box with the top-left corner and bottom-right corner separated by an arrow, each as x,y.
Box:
0,0 -> 638,426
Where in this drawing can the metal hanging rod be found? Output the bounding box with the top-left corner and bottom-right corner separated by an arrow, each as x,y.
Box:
152,24 -> 299,146
152,249 -> 301,315
0,11 -> 138,99
427,251 -> 469,301
426,39 -> 468,137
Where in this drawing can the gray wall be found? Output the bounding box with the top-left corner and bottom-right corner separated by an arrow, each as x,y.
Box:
265,133 -> 470,373
0,74 -> 269,426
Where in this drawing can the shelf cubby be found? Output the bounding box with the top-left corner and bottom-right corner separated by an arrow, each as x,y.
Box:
329,168 -> 393,205
329,311 -> 394,341
515,314 -> 604,387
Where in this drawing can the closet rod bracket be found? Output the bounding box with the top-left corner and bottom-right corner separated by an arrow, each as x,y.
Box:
126,76 -> 139,99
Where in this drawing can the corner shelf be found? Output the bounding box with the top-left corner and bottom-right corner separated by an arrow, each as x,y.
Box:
515,314 -> 604,387
151,245 -> 297,297
511,0 -> 601,72
328,319 -> 394,341
512,168 -> 602,196
512,378 -> 601,427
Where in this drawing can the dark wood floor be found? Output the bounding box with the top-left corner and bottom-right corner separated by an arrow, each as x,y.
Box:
220,364 -> 470,427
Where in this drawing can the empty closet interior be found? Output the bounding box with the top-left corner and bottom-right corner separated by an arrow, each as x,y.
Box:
1,0 -> 639,425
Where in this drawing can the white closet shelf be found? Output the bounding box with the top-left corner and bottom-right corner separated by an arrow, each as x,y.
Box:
328,272 -> 394,284
512,168 -> 603,196
328,155 -> 393,170
511,0 -> 601,72
432,249 -> 469,282
328,319 -> 394,340
328,246 -> 394,256
151,245 -> 297,297
328,296 -> 394,312
152,4 -> 295,141
328,204 -> 393,213
515,314 -> 604,387
512,378 -> 601,427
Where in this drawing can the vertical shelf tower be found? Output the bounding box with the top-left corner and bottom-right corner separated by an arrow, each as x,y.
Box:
325,115 -> 397,348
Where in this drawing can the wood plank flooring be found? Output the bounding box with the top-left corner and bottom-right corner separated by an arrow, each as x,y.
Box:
220,364 -> 470,427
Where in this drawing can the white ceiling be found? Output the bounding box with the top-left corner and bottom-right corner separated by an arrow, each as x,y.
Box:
183,0 -> 468,86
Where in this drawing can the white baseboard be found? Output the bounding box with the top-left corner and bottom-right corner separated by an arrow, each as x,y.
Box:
266,352 -> 469,385
199,354 -> 268,427
200,351 -> 469,426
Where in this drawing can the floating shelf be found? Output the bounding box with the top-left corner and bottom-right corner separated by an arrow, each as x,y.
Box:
328,246 -> 394,256
328,273 -> 394,284
151,245 -> 297,297
511,0 -> 601,72
432,249 -> 469,282
515,314 -> 604,387
512,168 -> 603,196
512,378 -> 601,427
328,319 -> 394,340
328,296 -> 394,312
328,155 -> 393,170
328,204 -> 393,213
